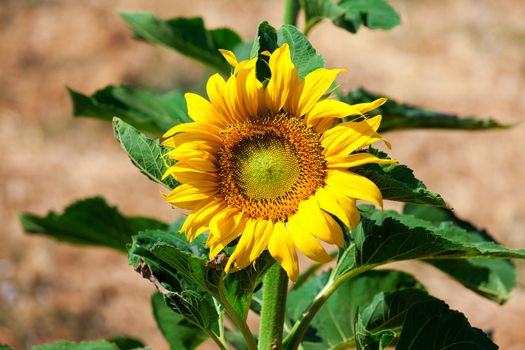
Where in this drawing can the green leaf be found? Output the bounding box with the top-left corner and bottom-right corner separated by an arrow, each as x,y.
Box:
151,292 -> 208,350
32,341 -> 120,350
0,345 -> 14,350
251,22 -> 324,80
341,87 -> 507,132
404,204 -> 516,304
352,148 -> 447,207
302,0 -> 400,35
121,13 -> 242,74
107,337 -> 144,350
358,288 -> 496,350
354,206 -> 525,268
289,270 -> 422,350
113,117 -> 178,189
19,197 -> 166,252
68,85 -> 190,135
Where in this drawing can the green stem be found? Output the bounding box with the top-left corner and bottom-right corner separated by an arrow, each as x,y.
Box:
283,265 -> 375,350
258,264 -> 289,349
224,303 -> 257,350
283,0 -> 300,26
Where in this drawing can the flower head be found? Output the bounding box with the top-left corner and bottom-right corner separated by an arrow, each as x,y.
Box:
162,44 -> 394,281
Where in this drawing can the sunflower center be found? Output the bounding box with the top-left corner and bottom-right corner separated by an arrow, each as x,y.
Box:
233,135 -> 300,200
218,112 -> 326,222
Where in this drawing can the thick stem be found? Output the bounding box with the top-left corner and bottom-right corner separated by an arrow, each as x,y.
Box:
283,0 -> 300,26
258,264 -> 289,349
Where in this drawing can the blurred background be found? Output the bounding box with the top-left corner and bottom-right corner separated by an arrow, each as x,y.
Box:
1,0 -> 525,349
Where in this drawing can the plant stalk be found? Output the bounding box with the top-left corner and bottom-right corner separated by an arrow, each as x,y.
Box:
258,264 -> 289,349
283,0 -> 300,26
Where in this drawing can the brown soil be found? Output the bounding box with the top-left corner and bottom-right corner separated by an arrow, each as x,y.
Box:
1,0 -> 525,349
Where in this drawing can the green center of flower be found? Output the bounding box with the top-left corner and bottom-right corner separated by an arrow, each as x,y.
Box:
217,113 -> 326,222
232,136 -> 300,200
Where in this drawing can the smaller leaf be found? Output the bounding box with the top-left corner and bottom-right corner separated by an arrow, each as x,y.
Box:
251,22 -> 324,81
113,117 -> 178,189
68,85 -> 190,135
19,197 -> 166,252
121,13 -> 242,74
352,148 -> 447,207
0,345 -> 14,350
341,87 -> 507,132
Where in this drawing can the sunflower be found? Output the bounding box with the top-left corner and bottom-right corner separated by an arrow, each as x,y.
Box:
161,44 -> 395,282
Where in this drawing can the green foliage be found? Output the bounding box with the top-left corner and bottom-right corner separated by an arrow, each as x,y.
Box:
121,13 -> 242,75
151,293 -> 208,350
360,289 -> 497,350
404,204 -> 516,304
68,85 -> 190,135
113,117 -> 178,189
0,345 -> 13,350
251,21 -> 325,80
106,337 -> 145,350
342,87 -> 507,132
19,197 -> 166,252
301,0 -> 400,35
353,149 -> 447,207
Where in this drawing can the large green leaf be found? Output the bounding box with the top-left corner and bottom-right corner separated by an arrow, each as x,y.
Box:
113,117 -> 178,189
404,204 -> 516,304
341,87 -> 507,132
19,197 -> 166,252
68,85 -> 190,135
302,0 -> 400,35
287,270 -> 422,350
106,337 -> 145,350
121,13 -> 242,74
358,288 -> 497,350
0,345 -> 14,350
251,22 -> 324,80
352,149 -> 446,207
151,292 -> 208,350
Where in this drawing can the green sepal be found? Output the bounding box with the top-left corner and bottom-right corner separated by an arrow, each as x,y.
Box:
18,197 -> 166,252
120,13 -> 242,75
341,87 -> 508,132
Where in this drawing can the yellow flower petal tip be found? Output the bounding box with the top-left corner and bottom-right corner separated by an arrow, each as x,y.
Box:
161,44 -> 391,282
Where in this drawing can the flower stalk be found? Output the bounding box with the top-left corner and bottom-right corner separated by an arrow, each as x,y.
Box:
283,0 -> 300,26
258,263 -> 289,349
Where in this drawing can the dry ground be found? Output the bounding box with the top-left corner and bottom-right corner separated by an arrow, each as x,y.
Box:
1,0 -> 525,349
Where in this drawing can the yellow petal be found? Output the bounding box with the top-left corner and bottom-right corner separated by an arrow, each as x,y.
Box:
265,43 -> 295,112
321,115 -> 389,157
225,219 -> 258,272
185,92 -> 229,127
164,184 -> 213,209
306,99 -> 363,126
326,153 -> 397,169
208,211 -> 246,258
325,187 -> 361,228
314,187 -> 350,228
206,74 -> 235,124
351,98 -> 387,114
297,68 -> 345,117
326,170 -> 383,208
287,210 -> 332,263
162,121 -> 222,139
297,197 -> 344,246
162,129 -> 222,149
219,49 -> 239,67
268,221 -> 299,282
